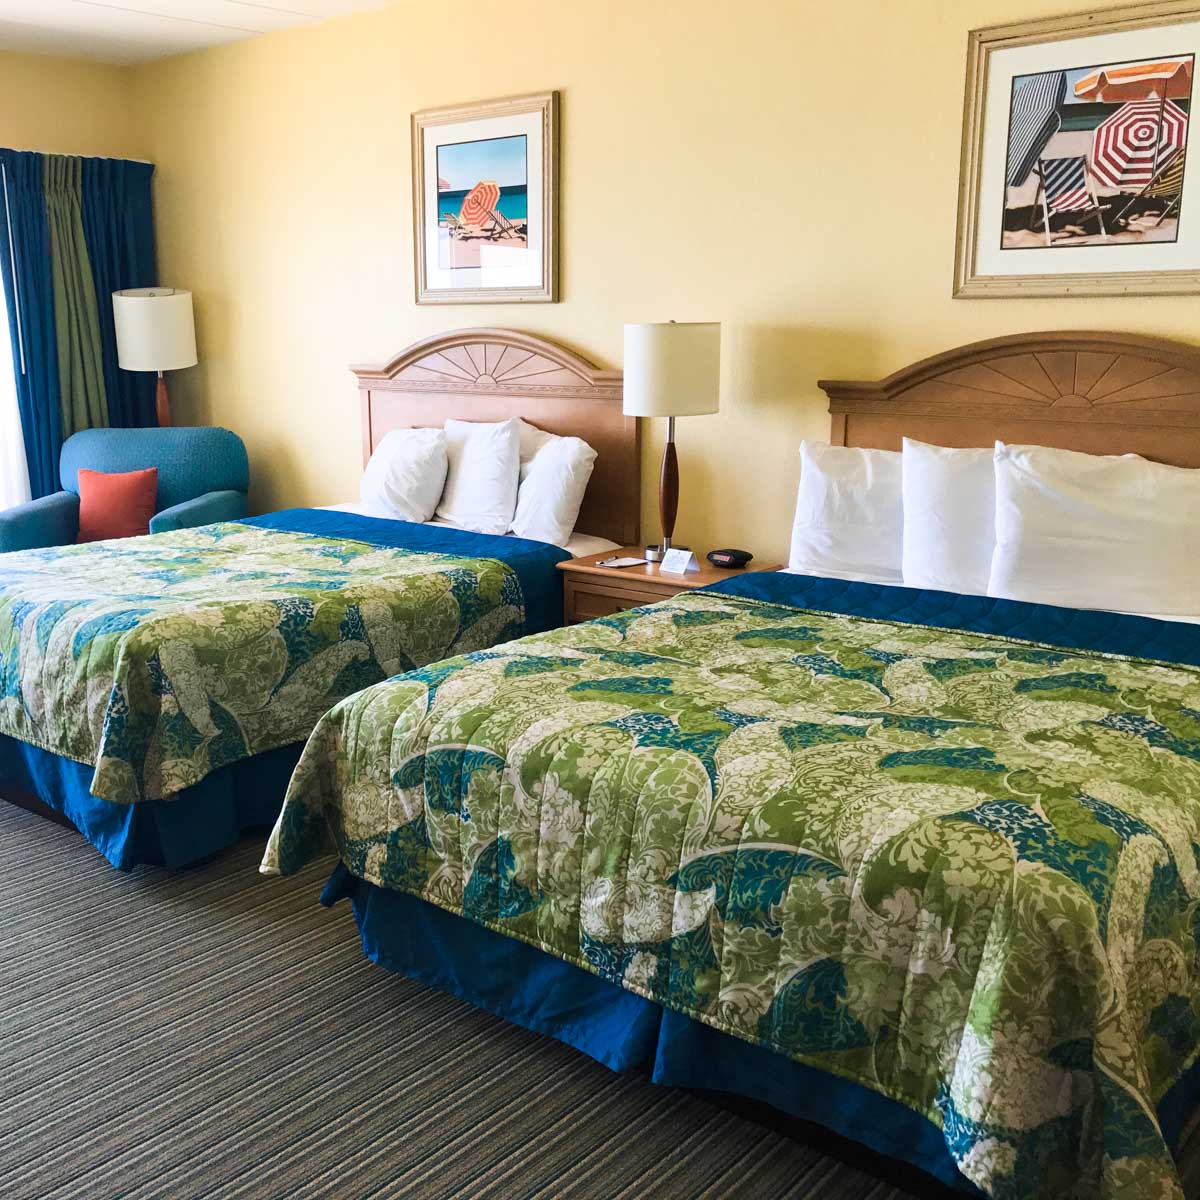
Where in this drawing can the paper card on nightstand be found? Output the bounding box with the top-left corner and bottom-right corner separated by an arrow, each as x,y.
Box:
596,556 -> 647,568
659,548 -> 700,575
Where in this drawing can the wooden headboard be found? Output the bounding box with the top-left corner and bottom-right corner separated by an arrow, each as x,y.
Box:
819,331 -> 1200,466
352,328 -> 639,546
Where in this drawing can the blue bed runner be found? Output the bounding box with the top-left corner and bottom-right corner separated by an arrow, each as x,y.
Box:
240,509 -> 570,636
705,570 -> 1200,666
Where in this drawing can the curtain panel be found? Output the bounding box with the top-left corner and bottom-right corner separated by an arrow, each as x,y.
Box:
0,150 -> 62,499
82,158 -> 156,430
0,149 -> 156,500
45,154 -> 108,439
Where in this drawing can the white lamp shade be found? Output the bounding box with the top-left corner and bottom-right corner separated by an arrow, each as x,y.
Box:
622,322 -> 720,417
113,288 -> 198,372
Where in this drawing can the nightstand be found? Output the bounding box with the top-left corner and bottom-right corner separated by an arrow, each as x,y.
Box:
557,547 -> 781,625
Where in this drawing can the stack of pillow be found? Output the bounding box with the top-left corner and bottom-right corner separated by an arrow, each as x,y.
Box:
788,438 -> 1200,620
359,417 -> 597,549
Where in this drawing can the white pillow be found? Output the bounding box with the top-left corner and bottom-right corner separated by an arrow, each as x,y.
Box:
516,418 -> 553,482
901,439 -> 994,595
359,427 -> 448,523
788,440 -> 903,584
988,441 -> 1200,616
435,417 -> 521,535
511,424 -> 597,547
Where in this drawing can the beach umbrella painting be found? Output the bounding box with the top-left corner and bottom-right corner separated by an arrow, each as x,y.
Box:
459,180 -> 500,227
1007,71 -> 1067,187
1090,99 -> 1189,189
1073,58 -> 1193,103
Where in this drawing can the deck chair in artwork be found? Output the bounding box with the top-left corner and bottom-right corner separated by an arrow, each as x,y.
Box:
1116,150 -> 1188,227
488,207 -> 522,240
1034,156 -> 1108,245
1145,151 -> 1187,226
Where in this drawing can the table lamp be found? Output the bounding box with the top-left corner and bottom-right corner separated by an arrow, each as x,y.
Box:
623,321 -> 720,561
113,288 -> 198,427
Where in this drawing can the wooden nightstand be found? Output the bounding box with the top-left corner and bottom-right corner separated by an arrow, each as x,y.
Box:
557,547 -> 781,625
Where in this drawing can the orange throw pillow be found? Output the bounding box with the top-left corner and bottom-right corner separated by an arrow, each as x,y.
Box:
76,467 -> 159,543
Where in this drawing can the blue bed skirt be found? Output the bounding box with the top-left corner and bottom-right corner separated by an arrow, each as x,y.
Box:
0,735 -> 302,870
325,864 -> 1200,1195
322,864 -> 986,1193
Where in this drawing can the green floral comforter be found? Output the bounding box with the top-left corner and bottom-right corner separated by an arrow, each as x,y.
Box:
266,581 -> 1200,1199
0,521 -> 526,803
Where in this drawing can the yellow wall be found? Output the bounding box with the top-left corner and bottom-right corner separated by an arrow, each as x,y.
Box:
0,49 -> 144,160
133,0 -> 1200,562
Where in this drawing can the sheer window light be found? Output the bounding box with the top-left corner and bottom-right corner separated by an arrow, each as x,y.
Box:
0,291 -> 30,511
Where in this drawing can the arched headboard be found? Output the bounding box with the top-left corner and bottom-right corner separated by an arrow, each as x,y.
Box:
352,328 -> 639,546
819,331 -> 1200,466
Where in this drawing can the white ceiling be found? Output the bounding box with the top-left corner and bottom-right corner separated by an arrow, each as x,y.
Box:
0,0 -> 389,65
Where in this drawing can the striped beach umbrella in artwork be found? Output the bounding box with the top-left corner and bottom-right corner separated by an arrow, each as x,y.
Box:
1073,58 -> 1193,103
1091,100 -> 1189,189
1007,70 -> 1067,187
459,180 -> 501,227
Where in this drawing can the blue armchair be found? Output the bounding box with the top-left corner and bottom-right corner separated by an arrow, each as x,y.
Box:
0,427 -> 250,553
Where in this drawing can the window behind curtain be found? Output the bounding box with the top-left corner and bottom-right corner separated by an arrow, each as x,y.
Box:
0,289 -> 30,510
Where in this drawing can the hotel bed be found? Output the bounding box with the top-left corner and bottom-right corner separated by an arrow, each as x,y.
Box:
264,332 -> 1200,1200
0,329 -> 637,870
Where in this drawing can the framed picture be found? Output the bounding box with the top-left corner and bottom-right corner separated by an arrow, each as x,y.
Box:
411,91 -> 559,304
955,2 -> 1200,297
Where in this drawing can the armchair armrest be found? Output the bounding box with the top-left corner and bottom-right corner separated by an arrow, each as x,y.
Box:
0,491 -> 80,553
149,490 -> 247,534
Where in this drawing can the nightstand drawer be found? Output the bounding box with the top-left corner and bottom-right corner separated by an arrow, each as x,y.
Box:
563,578 -> 671,624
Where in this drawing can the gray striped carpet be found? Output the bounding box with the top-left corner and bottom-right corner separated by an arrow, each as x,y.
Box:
0,803 -> 925,1199
2,798 -> 1180,1200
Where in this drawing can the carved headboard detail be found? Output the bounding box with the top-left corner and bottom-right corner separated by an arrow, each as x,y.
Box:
819,331 -> 1200,466
352,328 -> 639,546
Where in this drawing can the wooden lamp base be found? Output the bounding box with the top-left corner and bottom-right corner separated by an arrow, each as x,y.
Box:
155,373 -> 172,427
645,416 -> 679,561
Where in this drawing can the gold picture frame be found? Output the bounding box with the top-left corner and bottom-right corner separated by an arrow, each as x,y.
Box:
955,1 -> 1200,298
412,91 -> 559,305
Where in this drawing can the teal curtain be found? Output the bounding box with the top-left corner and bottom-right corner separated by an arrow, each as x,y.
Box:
44,155 -> 107,438
81,157 -> 156,428
0,150 -> 61,497
0,149 -> 156,497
